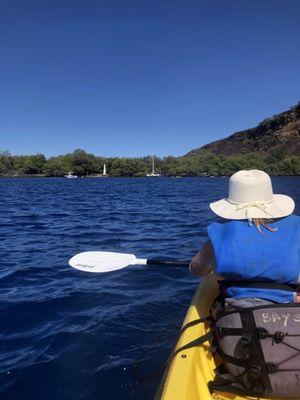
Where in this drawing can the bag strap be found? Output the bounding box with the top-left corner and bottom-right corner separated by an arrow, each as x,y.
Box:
216,346 -> 250,368
212,308 -> 272,394
173,331 -> 214,357
208,377 -> 267,398
179,316 -> 210,335
216,326 -> 269,339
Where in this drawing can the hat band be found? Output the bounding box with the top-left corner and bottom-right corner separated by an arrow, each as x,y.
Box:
226,199 -> 274,219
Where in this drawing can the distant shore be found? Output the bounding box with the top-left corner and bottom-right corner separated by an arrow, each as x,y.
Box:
2,174 -> 300,179
1,148 -> 300,177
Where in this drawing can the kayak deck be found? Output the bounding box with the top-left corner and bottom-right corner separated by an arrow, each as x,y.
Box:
158,274 -> 294,400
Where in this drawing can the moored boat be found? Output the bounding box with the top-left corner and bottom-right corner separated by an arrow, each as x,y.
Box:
147,156 -> 161,177
64,171 -> 78,178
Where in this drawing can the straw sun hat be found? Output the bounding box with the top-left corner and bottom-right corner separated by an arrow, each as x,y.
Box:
209,170 -> 295,220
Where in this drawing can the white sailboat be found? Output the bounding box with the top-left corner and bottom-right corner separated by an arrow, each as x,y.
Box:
146,156 -> 161,177
65,171 -> 78,178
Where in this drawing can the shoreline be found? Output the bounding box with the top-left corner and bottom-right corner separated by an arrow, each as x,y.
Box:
1,175 -> 300,179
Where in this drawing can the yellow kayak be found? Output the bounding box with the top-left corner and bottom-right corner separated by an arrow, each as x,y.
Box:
157,274 -> 291,400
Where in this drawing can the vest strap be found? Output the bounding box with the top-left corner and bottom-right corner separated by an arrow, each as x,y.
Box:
219,279 -> 299,293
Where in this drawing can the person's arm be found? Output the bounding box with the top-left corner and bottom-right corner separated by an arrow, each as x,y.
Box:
189,239 -> 215,276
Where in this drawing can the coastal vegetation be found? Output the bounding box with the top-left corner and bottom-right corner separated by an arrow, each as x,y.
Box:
2,103 -> 299,177
1,149 -> 300,177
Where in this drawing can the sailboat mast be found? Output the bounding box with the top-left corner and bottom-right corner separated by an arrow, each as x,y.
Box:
146,155 -> 160,177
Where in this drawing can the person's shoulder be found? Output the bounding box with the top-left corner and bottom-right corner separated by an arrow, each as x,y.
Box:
208,218 -> 240,234
273,214 -> 300,229
208,218 -> 226,229
288,214 -> 300,226
207,219 -> 222,236
276,214 -> 300,224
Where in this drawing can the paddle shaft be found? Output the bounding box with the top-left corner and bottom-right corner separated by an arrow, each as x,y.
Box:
146,259 -> 190,268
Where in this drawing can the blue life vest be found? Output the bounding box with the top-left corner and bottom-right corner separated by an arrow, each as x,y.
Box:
207,214 -> 300,303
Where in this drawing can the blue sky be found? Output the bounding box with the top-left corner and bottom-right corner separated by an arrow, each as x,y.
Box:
1,0 -> 300,157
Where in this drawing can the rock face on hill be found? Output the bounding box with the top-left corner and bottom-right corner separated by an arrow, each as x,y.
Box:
187,103 -> 300,156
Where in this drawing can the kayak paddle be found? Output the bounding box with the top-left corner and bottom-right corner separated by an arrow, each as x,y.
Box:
69,251 -> 190,273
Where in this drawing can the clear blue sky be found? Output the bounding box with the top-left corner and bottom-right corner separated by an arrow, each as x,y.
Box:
1,0 -> 300,157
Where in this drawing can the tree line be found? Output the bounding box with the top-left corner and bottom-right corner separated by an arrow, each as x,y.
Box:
1,148 -> 300,177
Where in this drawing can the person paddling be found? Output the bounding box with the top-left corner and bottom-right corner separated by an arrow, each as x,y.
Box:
189,169 -> 300,398
190,169 -> 298,306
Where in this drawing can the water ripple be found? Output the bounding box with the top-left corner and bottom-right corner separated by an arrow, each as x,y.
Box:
0,177 -> 299,399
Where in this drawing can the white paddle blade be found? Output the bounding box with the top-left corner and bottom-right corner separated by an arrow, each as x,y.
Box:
69,251 -> 147,273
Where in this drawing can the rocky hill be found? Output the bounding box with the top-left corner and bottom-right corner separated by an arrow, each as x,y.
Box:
187,103 -> 300,156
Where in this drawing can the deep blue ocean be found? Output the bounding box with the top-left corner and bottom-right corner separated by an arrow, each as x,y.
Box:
1,177 -> 300,400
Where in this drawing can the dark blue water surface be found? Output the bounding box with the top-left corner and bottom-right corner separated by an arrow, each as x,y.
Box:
1,177 -> 300,400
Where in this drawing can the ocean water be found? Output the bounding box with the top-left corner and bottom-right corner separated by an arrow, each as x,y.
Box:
1,177 -> 300,400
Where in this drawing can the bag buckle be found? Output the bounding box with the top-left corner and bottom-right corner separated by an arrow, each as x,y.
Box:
217,327 -> 224,338
241,329 -> 253,345
266,362 -> 279,374
249,364 -> 261,379
257,327 -> 269,339
272,331 -> 285,344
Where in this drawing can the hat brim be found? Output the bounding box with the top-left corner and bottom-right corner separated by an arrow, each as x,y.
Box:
210,194 -> 295,220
